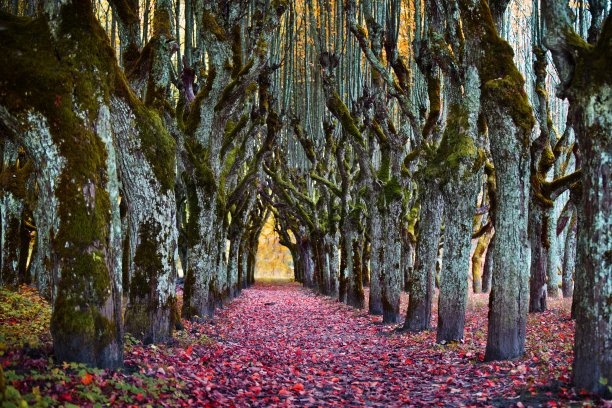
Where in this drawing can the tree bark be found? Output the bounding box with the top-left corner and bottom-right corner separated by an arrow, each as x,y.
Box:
0,2 -> 128,368
561,208 -> 576,298
404,181 -> 443,331
542,1 -> 611,395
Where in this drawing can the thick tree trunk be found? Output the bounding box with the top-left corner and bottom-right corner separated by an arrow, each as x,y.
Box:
338,227 -> 351,303
568,37 -> 611,396
381,198 -> 403,323
484,118 -> 531,361
404,182 -> 443,331
545,205 -> 560,298
438,174 -> 480,342
327,232 -> 339,298
362,238 -> 370,287
0,4 -> 127,368
458,0 -> 534,362
112,97 -> 178,344
182,188 -> 215,319
401,227 -> 415,293
227,236 -> 240,298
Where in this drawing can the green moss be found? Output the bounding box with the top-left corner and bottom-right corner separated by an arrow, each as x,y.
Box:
383,177 -> 403,204
459,0 -> 535,142
219,145 -> 240,192
424,104 -> 479,183
132,102 -> 176,191
185,140 -> 216,194
221,114 -> 249,155
0,159 -> 32,200
129,222 -> 163,300
50,249 -> 115,356
184,66 -> 217,136
564,18 -> 612,94
202,10 -> 226,41
377,147 -> 391,181
326,91 -> 363,144
538,143 -> 555,175
153,8 -> 171,37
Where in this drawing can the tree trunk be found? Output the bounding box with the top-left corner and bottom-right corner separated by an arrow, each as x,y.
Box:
182,188 -> 215,319
484,117 -> 531,361
0,3 -> 128,368
471,229 -> 492,293
561,209 -> 576,298
0,141 -> 26,287
528,203 -> 548,312
381,198 -> 403,323
112,97 -> 178,343
566,26 -> 611,395
481,234 -> 494,293
457,0 -> 534,362
404,181 -> 443,331
438,177 -> 480,342
347,233 -> 365,308
368,204 -> 383,315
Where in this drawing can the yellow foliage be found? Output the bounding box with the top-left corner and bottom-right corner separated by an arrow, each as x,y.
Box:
254,215 -> 294,280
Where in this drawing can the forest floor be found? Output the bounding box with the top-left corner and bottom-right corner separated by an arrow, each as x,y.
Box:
0,282 -> 606,407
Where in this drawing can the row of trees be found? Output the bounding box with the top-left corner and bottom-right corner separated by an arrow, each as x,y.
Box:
0,0 -> 610,397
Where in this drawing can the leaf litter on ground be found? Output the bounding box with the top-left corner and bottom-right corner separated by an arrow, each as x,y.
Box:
0,282 -> 607,407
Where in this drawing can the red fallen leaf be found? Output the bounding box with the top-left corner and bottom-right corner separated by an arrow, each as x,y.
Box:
405,358 -> 413,365
81,373 -> 94,385
278,388 -> 292,397
331,377 -> 340,383
186,345 -> 193,356
292,383 -> 304,391
249,386 -> 262,393
136,393 -> 144,402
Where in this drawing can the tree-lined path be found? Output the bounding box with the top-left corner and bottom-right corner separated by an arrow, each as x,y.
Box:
1,0 -> 610,404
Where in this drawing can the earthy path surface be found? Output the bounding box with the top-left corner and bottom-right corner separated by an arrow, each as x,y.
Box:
2,282 -> 578,407
129,282 -> 575,407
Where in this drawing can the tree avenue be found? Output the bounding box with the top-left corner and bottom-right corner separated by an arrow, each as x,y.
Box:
0,0 -> 610,399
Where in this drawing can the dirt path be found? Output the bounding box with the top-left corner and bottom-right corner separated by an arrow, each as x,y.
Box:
131,282 -> 574,407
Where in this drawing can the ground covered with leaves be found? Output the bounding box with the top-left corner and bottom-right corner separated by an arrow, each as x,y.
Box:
0,282 -> 604,407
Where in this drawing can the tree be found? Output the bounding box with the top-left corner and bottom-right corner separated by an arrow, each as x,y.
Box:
541,0 -> 611,396
458,0 -> 535,360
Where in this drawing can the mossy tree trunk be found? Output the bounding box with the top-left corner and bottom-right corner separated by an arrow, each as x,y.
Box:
0,2 -> 128,368
543,0 -> 611,394
436,74 -> 483,342
458,0 -> 535,361
112,96 -> 178,343
112,0 -> 179,343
